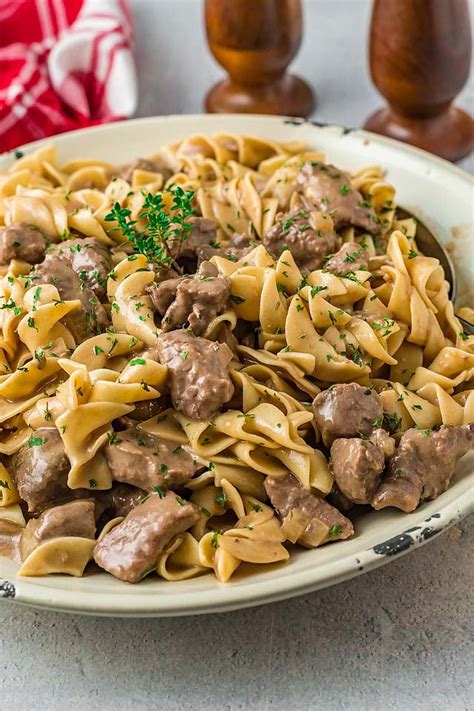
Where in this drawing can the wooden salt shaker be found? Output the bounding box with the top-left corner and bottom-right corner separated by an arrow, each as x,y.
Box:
204,0 -> 315,117
364,0 -> 473,161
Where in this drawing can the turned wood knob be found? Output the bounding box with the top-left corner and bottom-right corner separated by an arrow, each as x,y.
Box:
364,0 -> 474,162
204,0 -> 315,117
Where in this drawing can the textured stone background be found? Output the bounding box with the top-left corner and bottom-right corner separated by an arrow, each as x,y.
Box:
1,1 -> 473,709
1,520 -> 473,710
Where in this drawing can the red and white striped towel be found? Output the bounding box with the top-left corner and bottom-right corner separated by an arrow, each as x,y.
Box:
0,0 -> 137,152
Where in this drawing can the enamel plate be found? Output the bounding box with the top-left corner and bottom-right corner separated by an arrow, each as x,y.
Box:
0,115 -> 473,616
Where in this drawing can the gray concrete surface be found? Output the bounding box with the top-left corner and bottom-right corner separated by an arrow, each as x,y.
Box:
1,519 -> 473,710
0,1 -> 473,709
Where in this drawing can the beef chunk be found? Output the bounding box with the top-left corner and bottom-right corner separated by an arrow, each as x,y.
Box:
263,207 -> 340,271
331,437 -> 384,505
104,426 -> 200,491
312,383 -> 383,448
169,216 -> 218,261
48,237 -> 112,299
96,483 -> 146,518
372,424 -> 474,512
13,428 -> 70,512
150,265 -> 180,284
370,427 -> 396,458
264,475 -> 353,547
93,491 -> 199,582
196,244 -> 250,264
118,158 -> 160,183
230,233 -> 254,249
328,486 -> 355,513
148,261 -> 230,335
295,162 -> 381,234
0,223 -> 48,264
32,255 -> 109,342
23,499 -> 95,547
325,241 -> 369,276
155,330 -> 234,421
330,428 -> 394,504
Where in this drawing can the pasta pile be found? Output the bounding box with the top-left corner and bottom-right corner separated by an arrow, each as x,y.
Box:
0,133 -> 472,584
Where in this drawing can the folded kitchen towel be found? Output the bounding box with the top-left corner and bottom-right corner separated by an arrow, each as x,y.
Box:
0,0 -> 137,151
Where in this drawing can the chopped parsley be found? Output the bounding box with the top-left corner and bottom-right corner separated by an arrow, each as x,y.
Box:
215,490 -> 228,508
108,338 -> 118,354
28,435 -> 46,447
351,347 -> 363,366
107,431 -> 122,445
130,357 -> 146,366
310,285 -> 327,298
383,412 -> 403,434
415,425 -> 432,437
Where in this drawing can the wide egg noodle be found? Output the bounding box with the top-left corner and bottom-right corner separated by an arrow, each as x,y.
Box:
18,537 -> 95,577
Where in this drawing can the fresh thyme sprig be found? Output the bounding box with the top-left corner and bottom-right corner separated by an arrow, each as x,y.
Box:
104,185 -> 195,269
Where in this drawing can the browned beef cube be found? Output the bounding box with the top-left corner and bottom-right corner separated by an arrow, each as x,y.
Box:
372,424 -> 474,512
312,383 -> 383,448
93,491 -> 199,582
104,426 -> 200,491
264,475 -> 353,547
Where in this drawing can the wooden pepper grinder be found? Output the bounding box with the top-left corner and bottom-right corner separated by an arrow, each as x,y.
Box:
364,0 -> 473,162
204,0 -> 315,117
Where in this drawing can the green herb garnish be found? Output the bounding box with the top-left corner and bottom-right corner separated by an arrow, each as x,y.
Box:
215,490 -> 228,508
28,435 -> 46,447
104,185 -> 195,270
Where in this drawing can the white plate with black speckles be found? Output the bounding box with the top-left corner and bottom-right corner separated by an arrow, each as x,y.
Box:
1,115 -> 473,616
